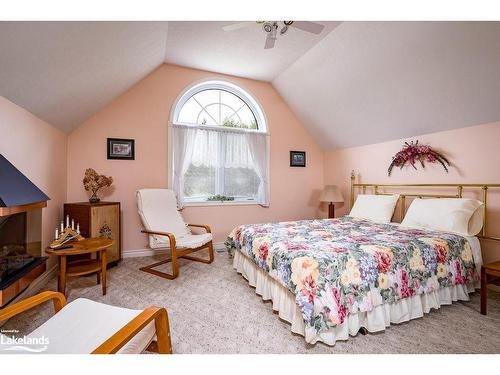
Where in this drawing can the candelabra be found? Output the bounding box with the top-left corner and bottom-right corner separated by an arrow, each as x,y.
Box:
50,215 -> 85,249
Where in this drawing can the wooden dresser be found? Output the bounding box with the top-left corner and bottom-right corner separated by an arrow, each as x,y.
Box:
63,202 -> 121,267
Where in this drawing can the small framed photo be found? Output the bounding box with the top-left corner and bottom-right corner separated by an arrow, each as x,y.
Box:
290,151 -> 306,167
107,138 -> 135,160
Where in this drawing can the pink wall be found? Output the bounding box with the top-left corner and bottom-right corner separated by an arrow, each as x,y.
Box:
324,121 -> 500,263
5,65 -> 499,266
0,96 -> 67,267
67,64 -> 325,252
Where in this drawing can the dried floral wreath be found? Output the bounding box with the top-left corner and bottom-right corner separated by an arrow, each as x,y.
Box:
388,140 -> 450,176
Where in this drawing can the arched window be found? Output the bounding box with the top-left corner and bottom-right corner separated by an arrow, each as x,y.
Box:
173,80 -> 266,131
171,80 -> 269,207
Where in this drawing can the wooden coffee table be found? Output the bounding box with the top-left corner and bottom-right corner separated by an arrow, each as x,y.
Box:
46,238 -> 114,296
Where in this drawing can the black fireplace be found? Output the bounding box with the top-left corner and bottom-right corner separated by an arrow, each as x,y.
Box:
0,211 -> 45,289
0,154 -> 49,305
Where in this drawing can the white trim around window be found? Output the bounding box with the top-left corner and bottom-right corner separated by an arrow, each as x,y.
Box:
167,78 -> 270,207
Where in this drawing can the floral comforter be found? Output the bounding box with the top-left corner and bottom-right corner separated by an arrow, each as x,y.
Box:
225,216 -> 477,334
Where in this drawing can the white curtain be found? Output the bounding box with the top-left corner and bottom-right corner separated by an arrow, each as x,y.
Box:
172,125 -> 198,208
190,129 -> 218,168
172,124 -> 269,207
190,129 -> 255,169
221,131 -> 254,169
247,132 -> 269,207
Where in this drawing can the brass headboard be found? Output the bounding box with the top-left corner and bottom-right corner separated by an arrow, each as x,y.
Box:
349,171 -> 500,242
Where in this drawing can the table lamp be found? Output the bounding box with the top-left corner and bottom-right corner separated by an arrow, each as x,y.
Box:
320,185 -> 344,218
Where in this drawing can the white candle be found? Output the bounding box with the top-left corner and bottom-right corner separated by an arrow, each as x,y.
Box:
66,215 -> 70,228
76,223 -> 80,234
60,221 -> 64,232
71,219 -> 75,230
55,228 -> 59,239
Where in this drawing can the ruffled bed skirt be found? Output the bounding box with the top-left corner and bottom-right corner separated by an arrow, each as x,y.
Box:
233,250 -> 476,346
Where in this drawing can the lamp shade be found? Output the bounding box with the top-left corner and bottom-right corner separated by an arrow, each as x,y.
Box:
320,185 -> 344,203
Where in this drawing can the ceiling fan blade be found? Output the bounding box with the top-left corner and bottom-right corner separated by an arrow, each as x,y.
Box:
264,34 -> 276,49
222,22 -> 252,32
290,21 -> 325,34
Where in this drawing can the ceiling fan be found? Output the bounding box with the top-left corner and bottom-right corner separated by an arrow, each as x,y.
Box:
222,21 -> 326,49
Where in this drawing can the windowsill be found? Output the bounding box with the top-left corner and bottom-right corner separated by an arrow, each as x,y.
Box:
183,200 -> 260,207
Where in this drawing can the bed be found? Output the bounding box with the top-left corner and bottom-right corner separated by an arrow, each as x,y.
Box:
226,175 -> 499,346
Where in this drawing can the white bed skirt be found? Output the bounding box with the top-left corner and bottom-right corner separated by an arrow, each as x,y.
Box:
233,250 -> 476,346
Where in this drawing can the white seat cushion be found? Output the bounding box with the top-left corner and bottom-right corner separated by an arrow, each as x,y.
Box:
151,232 -> 212,249
0,299 -> 155,354
137,189 -> 191,249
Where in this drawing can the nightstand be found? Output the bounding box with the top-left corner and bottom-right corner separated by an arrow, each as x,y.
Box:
481,261 -> 500,315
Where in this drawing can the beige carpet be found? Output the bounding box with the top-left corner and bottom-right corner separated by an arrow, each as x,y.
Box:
4,251 -> 500,354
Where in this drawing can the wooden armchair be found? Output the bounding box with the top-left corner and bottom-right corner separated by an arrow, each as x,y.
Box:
0,291 -> 172,354
137,189 -> 214,279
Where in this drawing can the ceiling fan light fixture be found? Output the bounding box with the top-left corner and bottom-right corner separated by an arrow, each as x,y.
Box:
222,20 -> 325,49
263,22 -> 274,33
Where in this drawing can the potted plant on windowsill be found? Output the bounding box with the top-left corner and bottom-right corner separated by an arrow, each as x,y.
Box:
207,195 -> 235,203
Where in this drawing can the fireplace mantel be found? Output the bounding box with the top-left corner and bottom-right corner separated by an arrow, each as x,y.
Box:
0,201 -> 47,217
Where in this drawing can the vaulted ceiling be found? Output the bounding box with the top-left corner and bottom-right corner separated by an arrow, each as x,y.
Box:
273,21 -> 500,149
1,21 -> 500,149
164,21 -> 340,81
0,22 -> 169,133
0,21 -> 335,133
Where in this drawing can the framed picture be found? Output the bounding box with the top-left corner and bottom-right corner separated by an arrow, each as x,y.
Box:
290,151 -> 306,167
107,138 -> 135,160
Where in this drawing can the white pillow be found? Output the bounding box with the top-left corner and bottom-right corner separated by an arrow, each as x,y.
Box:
401,198 -> 484,236
349,194 -> 400,223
